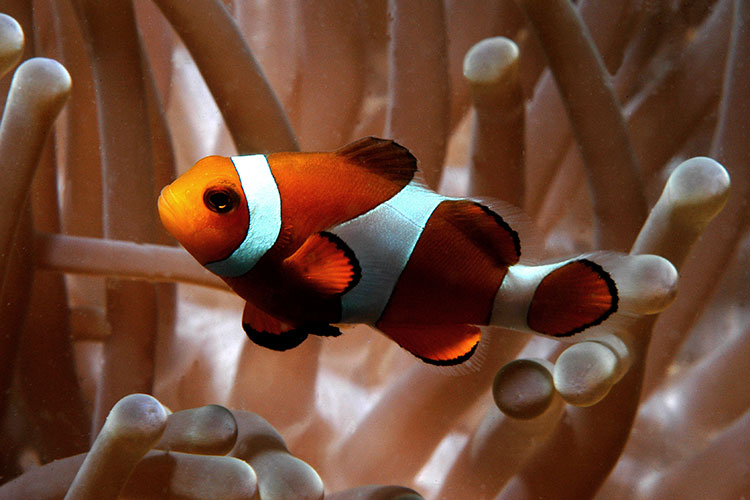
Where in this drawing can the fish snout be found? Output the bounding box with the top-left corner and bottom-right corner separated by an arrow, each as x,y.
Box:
157,185 -> 182,239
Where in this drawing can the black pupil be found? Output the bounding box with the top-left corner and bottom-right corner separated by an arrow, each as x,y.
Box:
207,190 -> 234,213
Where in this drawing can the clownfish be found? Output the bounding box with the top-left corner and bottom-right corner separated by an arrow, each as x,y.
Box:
158,137 -> 639,366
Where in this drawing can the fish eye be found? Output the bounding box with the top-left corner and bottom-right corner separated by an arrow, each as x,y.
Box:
203,187 -> 239,214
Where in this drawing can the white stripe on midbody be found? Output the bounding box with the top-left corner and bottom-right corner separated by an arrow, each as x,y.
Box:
489,261 -> 568,332
332,181 -> 453,324
206,155 -> 282,278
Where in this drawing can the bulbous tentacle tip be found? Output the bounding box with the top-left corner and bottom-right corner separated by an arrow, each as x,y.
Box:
553,341 -> 620,407
493,358 -> 556,419
106,393 -> 169,443
584,253 -> 678,315
156,404 -> 238,455
327,485 -> 424,500
0,13 -> 23,79
633,156 -> 731,264
463,36 -> 520,85
254,451 -> 324,500
7,57 -> 72,120
614,254 -> 679,315
665,156 -> 731,227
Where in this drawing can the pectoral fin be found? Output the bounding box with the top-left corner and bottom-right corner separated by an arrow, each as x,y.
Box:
283,232 -> 361,296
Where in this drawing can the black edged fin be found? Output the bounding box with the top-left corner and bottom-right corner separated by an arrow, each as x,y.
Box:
242,321 -> 342,351
377,323 -> 482,366
417,342 -> 478,366
527,259 -> 618,338
243,300 -> 293,335
441,200 -> 521,267
283,231 -> 361,296
241,301 -> 342,350
335,137 -> 417,184
471,196 -> 543,264
242,323 -> 309,351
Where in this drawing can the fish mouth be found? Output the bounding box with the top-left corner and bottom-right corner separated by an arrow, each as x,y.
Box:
157,185 -> 210,264
157,186 -> 181,237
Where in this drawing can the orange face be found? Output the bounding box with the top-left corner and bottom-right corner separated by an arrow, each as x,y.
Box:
158,156 -> 249,265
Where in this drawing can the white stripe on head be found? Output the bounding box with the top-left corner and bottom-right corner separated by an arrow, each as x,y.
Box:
331,181 -> 453,324
205,155 -> 281,277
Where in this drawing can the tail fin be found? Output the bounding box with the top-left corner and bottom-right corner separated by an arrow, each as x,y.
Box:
526,259 -> 618,337
491,252 -> 677,339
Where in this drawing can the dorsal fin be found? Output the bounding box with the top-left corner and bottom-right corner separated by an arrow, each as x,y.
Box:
441,200 -> 521,267
335,137 -> 417,184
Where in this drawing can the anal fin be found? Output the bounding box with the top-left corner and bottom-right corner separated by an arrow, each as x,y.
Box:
527,259 -> 618,337
377,323 -> 481,366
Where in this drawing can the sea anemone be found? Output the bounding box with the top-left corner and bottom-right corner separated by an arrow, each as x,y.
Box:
0,1 -> 746,499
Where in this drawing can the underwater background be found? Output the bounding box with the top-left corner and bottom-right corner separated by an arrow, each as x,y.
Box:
0,0 -> 748,498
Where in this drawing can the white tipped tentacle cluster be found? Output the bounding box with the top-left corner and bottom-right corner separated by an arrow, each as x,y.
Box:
494,156 -> 730,416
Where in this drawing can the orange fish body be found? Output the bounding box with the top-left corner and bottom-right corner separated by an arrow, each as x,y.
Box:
159,137 -> 621,365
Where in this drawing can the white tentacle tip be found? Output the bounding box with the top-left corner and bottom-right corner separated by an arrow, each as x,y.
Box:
106,393 -> 169,444
463,36 -> 519,85
0,13 -> 23,77
553,341 -> 622,406
612,254 -> 679,315
493,358 -> 556,419
665,156 -> 731,226
14,57 -> 72,100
